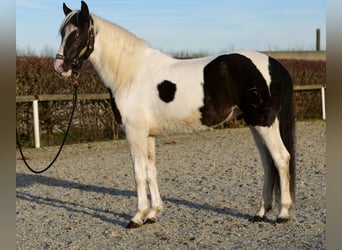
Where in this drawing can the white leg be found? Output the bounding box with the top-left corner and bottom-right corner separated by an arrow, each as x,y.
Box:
145,136 -> 163,223
250,126 -> 276,221
253,119 -> 293,222
126,129 -> 150,228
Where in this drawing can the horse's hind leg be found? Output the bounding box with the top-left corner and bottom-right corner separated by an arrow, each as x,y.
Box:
251,118 -> 293,222
250,126 -> 277,221
145,136 -> 163,224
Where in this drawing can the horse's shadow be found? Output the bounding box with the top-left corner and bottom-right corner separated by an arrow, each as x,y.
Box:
16,172 -> 254,227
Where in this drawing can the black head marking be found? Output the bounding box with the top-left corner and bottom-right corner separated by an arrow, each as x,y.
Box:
60,1 -> 90,35
58,1 -> 94,73
157,80 -> 177,103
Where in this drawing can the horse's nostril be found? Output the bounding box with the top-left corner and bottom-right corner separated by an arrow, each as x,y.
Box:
62,61 -> 72,72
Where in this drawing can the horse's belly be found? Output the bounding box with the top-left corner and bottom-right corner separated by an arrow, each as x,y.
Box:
149,109 -> 209,135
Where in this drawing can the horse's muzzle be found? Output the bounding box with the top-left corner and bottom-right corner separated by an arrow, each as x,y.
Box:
54,57 -> 72,78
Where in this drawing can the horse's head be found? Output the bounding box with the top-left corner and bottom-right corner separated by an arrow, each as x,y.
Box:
54,1 -> 94,78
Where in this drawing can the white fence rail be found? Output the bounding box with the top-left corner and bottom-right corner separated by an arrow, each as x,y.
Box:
16,85 -> 326,148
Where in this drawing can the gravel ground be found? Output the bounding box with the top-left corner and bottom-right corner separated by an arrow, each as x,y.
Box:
16,121 -> 326,249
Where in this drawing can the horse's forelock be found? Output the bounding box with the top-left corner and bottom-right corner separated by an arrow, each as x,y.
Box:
59,10 -> 79,35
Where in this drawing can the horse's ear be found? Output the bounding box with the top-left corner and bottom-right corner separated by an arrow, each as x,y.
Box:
63,3 -> 72,16
80,1 -> 89,19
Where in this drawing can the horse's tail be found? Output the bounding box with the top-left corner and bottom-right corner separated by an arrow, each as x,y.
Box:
276,70 -> 296,203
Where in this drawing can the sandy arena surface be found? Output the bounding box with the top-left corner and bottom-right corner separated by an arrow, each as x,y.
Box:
16,121 -> 326,249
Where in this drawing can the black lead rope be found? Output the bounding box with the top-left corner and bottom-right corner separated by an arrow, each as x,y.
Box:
16,83 -> 78,174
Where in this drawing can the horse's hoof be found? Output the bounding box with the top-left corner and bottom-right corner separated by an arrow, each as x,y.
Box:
276,217 -> 291,223
252,215 -> 265,222
144,217 -> 157,224
126,221 -> 142,229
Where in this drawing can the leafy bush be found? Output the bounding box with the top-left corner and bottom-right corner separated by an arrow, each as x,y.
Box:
279,59 -> 326,120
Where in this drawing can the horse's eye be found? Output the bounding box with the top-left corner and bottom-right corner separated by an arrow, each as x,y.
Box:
76,32 -> 80,38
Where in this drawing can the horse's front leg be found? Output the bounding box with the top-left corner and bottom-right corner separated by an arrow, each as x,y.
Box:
126,130 -> 150,228
145,136 -> 163,224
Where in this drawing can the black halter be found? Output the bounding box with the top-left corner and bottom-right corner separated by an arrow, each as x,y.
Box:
56,15 -> 95,74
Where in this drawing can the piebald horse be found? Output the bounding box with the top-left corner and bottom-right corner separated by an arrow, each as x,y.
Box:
54,1 -> 295,228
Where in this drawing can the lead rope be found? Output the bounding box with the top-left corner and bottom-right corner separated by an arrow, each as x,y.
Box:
16,80 -> 78,174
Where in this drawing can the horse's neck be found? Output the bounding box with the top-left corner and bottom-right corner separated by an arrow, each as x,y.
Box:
89,15 -> 148,93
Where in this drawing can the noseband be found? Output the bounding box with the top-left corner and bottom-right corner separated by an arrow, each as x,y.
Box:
56,15 -> 95,74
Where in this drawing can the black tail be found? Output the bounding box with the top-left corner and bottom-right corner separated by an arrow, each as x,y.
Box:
277,71 -> 296,202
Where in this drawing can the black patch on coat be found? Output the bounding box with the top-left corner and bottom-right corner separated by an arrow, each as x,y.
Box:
107,88 -> 122,125
199,54 -> 289,127
157,80 -> 177,103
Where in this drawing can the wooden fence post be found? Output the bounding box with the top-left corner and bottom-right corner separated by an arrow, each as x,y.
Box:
321,86 -> 326,120
32,100 -> 40,148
